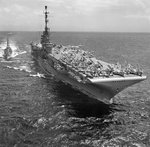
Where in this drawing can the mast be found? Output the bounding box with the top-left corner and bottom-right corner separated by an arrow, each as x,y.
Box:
41,6 -> 50,46
6,35 -> 10,47
44,6 -> 49,34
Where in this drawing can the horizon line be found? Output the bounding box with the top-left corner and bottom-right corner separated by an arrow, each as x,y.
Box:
0,30 -> 150,33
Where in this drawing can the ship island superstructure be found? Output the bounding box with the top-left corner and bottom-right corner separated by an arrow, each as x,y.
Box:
3,35 -> 12,60
31,6 -> 147,104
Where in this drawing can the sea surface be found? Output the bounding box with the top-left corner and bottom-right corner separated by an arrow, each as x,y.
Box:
0,31 -> 150,147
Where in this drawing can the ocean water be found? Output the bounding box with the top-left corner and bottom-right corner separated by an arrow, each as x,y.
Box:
0,31 -> 150,147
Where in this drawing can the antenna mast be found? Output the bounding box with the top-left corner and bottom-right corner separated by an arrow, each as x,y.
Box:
6,35 -> 10,47
45,6 -> 49,33
41,6 -> 50,47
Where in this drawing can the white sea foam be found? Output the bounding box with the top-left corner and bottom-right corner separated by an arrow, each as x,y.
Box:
0,40 -> 27,58
6,65 -> 32,73
6,65 -> 45,78
19,65 -> 32,73
29,73 -> 45,78
0,40 -> 17,57
11,50 -> 27,58
1,60 -> 17,63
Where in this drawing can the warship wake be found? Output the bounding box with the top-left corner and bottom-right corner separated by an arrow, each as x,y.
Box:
31,6 -> 146,104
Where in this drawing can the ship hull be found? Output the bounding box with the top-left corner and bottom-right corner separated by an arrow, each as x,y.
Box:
3,47 -> 12,60
31,52 -> 145,104
35,56 -> 115,104
30,43 -> 147,104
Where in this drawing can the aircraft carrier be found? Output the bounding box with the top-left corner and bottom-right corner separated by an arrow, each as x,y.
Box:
31,6 -> 146,104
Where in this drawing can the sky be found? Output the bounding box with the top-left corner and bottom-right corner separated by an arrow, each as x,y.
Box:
0,0 -> 150,32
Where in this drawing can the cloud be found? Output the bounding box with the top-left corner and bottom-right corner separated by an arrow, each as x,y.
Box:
121,0 -> 150,21
0,0 -> 150,31
43,0 -> 150,23
0,1 -> 43,31
43,0 -> 120,16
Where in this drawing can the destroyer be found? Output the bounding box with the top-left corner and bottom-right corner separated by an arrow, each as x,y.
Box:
31,6 -> 146,104
3,35 -> 12,60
